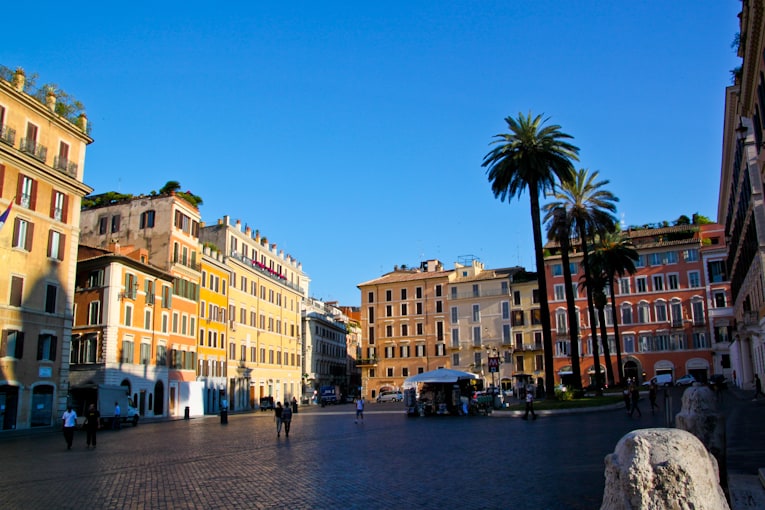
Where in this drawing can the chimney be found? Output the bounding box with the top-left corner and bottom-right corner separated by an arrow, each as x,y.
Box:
235,219 -> 242,231
12,68 -> 25,92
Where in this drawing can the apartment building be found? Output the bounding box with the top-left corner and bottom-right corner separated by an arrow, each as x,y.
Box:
507,271 -> 545,392
357,260 -> 451,400
545,223 -> 719,387
198,246 -> 230,414
79,193 -> 201,416
718,0 -> 765,389
200,217 -> 306,410
446,258 -> 518,392
302,298 -> 350,399
71,244 -> 174,418
0,69 -> 92,430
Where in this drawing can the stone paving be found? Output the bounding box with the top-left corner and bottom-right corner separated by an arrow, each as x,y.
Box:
0,387 -> 760,510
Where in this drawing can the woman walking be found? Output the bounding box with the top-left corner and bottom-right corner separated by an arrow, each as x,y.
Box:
274,402 -> 283,437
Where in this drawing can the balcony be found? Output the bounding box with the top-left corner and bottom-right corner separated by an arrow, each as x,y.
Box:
0,124 -> 15,146
20,138 -> 47,163
449,287 -> 509,300
171,255 -> 202,272
53,155 -> 78,178
356,358 -> 378,366
229,250 -> 305,294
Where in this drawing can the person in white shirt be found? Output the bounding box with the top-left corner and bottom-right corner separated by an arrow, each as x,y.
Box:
62,406 -> 77,450
355,397 -> 365,423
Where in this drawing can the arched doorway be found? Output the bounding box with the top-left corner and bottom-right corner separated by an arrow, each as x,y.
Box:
623,360 -> 640,384
154,381 -> 164,416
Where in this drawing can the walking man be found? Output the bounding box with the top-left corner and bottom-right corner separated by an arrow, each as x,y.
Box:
629,384 -> 642,417
281,403 -> 293,437
275,402 -> 283,437
523,386 -> 536,420
355,397 -> 365,423
62,405 -> 77,450
648,381 -> 660,414
84,404 -> 100,449
113,401 -> 121,430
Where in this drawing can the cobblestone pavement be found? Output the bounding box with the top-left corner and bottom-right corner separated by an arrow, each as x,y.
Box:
0,401 -> 674,510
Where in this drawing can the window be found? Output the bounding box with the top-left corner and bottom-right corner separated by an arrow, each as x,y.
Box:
532,289 -> 540,304
401,303 -> 408,316
684,249 -> 699,262
450,307 -> 458,323
111,215 -> 120,233
535,355 -> 544,371
125,305 -> 133,327
552,264 -> 563,276
145,309 -> 152,330
385,289 -> 392,301
531,309 -> 542,325
51,191 -> 67,222
12,218 -> 34,251
472,284 -> 479,297
45,284 -> 57,314
416,302 -> 423,315
688,271 -> 701,288
621,304 -> 633,325
619,278 -> 631,295
1,330 -> 24,358
655,302 -> 668,322
503,324 -> 511,343
513,291 -> 521,306
18,175 -> 36,210
156,344 -> 167,366
472,304 -> 480,322
400,345 -> 410,358
140,343 -> 151,364
692,300 -> 704,325
512,310 -> 524,326
516,356 -> 524,372
88,301 -> 101,324
87,270 -> 104,288
139,210 -> 156,229
556,310 -> 567,333
554,284 -> 565,301
670,301 -> 683,327
635,277 -> 647,293
637,302 -> 649,323
667,274 -> 679,290
652,275 -> 664,291
452,353 -> 460,366
401,324 -> 408,337
386,305 -> 392,317
415,344 -> 426,356
708,260 -> 726,283
635,255 -> 646,268
623,335 -> 635,353
47,230 -> 65,260
501,301 -> 509,319
98,216 -> 107,234
37,334 -> 57,361
473,326 -> 481,346
435,285 -> 442,297
10,276 -> 23,307
401,288 -> 407,300
713,290 -> 726,308
515,332 -> 523,350
367,291 -> 374,303
121,340 -> 134,363
436,300 -> 443,313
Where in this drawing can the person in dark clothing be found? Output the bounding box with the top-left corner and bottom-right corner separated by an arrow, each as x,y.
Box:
629,384 -> 642,417
281,405 -> 293,437
648,381 -> 660,414
84,404 -> 100,448
622,388 -> 631,415
274,402 -> 283,437
755,374 -> 764,399
522,387 -> 536,420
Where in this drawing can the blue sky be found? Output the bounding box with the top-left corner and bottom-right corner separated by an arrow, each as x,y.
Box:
5,1 -> 741,305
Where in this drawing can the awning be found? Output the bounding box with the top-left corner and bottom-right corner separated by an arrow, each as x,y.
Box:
403,368 -> 479,387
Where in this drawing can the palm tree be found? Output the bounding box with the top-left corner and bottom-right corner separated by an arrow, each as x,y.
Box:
593,231 -> 638,385
545,169 -> 617,393
483,112 -> 579,398
544,206 -> 582,389
582,254 -> 615,387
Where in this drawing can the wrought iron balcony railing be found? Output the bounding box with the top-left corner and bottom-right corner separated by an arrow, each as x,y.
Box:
0,124 -> 15,146
20,138 -> 47,162
53,155 -> 78,177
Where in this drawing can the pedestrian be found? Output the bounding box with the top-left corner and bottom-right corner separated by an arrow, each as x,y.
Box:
629,384 -> 642,417
355,397 -> 365,423
62,405 -> 77,450
113,401 -> 121,430
733,370 -> 737,388
754,374 -> 764,400
281,403 -> 293,437
622,387 -> 631,415
84,404 -> 100,449
274,401 -> 283,437
292,396 -> 298,414
649,381 -> 660,414
523,386 -> 536,420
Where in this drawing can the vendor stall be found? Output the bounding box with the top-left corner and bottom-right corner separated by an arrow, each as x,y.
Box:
403,368 -> 481,416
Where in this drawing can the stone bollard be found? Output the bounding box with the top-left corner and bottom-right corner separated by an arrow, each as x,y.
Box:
601,428 -> 729,510
675,385 -> 727,489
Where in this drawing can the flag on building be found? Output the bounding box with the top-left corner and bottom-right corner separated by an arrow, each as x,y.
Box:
0,201 -> 13,233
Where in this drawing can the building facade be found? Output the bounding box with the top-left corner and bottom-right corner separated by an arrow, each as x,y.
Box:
0,70 -> 92,430
71,244 -> 174,418
302,298 -> 350,399
718,0 -> 765,390
198,246 -> 230,414
545,223 -> 723,388
200,217 -> 306,410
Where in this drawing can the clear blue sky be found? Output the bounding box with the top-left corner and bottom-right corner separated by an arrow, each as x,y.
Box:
5,1 -> 741,305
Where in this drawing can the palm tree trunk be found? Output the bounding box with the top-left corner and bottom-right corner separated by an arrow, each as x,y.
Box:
579,224 -> 602,394
560,234 -> 582,390
597,302 -> 615,387
529,185 -> 555,399
608,276 -> 625,385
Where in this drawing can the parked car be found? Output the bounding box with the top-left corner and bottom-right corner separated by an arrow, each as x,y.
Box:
708,374 -> 728,390
675,374 -> 697,387
642,374 -> 674,387
376,391 -> 403,403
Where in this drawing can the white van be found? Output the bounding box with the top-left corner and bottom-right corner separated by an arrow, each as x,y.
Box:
643,374 -> 673,387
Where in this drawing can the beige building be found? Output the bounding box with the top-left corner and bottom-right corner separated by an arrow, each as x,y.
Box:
0,69 -> 92,430
357,260 -> 451,400
302,298 -> 351,399
446,258 -> 520,391
200,217 -> 306,410
507,271 -> 545,392
79,192 -> 201,417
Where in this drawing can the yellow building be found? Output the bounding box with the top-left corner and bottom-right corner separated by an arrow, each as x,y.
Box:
198,246 -> 230,413
508,271 -> 545,393
357,260 -> 450,400
200,217 -> 306,410
0,69 -> 92,430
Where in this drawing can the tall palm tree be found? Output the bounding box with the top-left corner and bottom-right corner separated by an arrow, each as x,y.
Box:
483,112 -> 579,398
582,254 -> 615,387
544,206 -> 582,389
545,169 -> 617,393
593,231 -> 638,385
